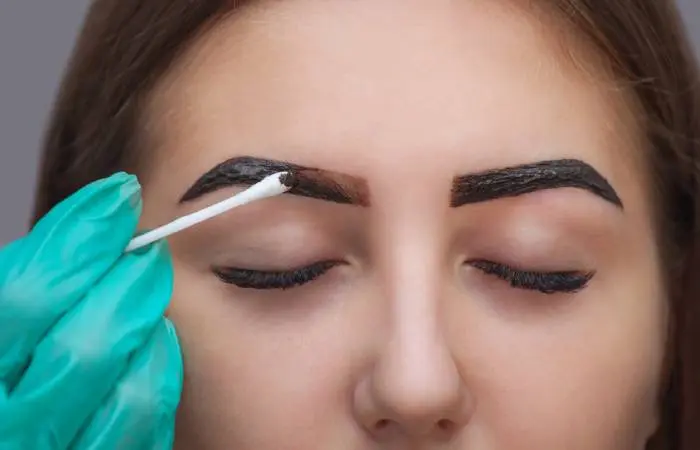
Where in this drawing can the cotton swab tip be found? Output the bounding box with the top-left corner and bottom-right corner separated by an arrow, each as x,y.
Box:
279,171 -> 298,189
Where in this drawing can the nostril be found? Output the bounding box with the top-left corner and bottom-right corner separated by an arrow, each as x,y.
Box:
437,419 -> 454,431
375,419 -> 391,430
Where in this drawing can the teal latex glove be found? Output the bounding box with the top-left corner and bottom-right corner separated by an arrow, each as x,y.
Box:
0,173 -> 183,450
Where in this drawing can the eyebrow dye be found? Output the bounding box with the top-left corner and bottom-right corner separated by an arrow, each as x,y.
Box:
450,159 -> 623,208
181,156 -> 369,206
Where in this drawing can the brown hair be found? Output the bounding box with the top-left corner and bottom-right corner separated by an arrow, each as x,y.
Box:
32,1 -> 700,448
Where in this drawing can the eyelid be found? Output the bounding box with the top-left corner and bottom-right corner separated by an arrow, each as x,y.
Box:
207,241 -> 336,272
217,259 -> 336,273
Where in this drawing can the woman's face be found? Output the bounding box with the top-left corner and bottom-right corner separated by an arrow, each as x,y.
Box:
138,1 -> 668,448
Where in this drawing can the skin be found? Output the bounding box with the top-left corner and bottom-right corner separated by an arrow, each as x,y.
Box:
137,1 -> 668,448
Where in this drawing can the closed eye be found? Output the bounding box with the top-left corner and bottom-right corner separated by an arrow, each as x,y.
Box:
213,260 -> 343,290
467,259 -> 594,294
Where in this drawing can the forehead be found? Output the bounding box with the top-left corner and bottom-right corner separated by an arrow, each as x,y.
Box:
143,0 -> 645,204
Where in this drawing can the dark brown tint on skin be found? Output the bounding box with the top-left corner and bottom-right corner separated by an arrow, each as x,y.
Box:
31,1 -> 700,449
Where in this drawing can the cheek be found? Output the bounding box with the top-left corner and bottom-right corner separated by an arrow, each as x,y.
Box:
449,264 -> 667,448
166,259 -> 380,447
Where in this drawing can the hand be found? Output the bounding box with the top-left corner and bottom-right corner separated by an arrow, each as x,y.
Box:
0,173 -> 183,450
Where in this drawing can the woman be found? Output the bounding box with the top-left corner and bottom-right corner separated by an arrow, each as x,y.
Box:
0,0 -> 698,448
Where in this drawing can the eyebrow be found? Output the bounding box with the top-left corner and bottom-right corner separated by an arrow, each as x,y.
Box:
180,156 -> 370,206
450,159 -> 623,208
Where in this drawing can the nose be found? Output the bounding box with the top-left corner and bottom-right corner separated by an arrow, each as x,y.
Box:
353,283 -> 474,441
352,177 -> 474,441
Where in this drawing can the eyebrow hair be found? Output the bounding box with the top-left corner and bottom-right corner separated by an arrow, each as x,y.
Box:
180,156 -> 370,206
450,159 -> 623,208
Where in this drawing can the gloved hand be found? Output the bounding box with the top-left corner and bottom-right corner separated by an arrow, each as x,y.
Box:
0,173 -> 183,450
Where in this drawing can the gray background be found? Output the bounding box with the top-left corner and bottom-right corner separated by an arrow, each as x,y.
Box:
0,1 -> 698,244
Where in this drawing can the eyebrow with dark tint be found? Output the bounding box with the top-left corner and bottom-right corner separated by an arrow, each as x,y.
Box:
180,156 -> 370,206
451,159 -> 623,208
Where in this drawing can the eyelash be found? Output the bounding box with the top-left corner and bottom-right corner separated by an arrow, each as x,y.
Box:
467,259 -> 594,294
213,259 -> 594,294
213,261 -> 340,290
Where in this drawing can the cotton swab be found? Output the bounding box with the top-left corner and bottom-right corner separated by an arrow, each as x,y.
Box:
125,171 -> 296,253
